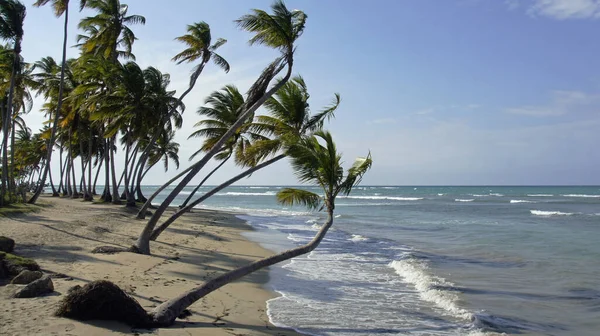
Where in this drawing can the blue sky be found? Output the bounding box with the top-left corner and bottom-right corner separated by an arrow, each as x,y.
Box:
19,0 -> 600,185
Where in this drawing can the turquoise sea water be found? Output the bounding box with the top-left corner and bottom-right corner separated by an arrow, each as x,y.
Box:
146,185 -> 600,336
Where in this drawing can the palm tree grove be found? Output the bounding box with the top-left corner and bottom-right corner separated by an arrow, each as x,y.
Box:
0,0 -> 374,333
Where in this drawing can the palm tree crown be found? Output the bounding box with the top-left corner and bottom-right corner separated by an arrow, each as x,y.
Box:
277,131 -> 372,212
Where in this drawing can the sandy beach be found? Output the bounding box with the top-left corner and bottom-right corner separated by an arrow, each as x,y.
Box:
0,196 -> 300,336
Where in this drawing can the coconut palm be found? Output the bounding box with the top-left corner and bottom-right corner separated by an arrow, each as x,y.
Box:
0,0 -> 25,205
177,84 -> 262,209
148,76 -> 339,241
77,0 -> 145,62
134,22 -> 229,216
29,0 -> 89,204
148,131 -> 372,325
136,0 -> 307,255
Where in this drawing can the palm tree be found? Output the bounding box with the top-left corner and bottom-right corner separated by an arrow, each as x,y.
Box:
148,76 -> 339,241
135,22 -> 229,216
178,84 -> 261,209
148,131 -> 372,325
135,0 -> 307,255
0,0 -> 25,205
29,0 -> 89,204
77,0 -> 145,62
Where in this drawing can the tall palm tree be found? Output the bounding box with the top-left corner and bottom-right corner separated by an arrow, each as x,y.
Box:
77,0 -> 145,62
29,0 -> 89,204
148,131 -> 372,325
136,0 -> 307,255
0,0 -> 25,205
148,76 -> 339,241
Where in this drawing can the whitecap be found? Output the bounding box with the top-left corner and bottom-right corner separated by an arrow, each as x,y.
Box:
218,191 -> 276,196
562,194 -> 600,198
510,200 -> 535,204
530,210 -> 574,216
349,234 -> 368,242
527,194 -> 554,197
388,257 -> 473,320
437,193 -> 445,196
489,193 -> 504,197
455,199 -> 474,202
338,195 -> 423,201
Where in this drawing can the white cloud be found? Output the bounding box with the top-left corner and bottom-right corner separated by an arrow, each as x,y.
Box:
506,90 -> 600,116
525,0 -> 600,19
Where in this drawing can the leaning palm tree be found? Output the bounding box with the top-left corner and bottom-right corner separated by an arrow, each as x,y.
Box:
148,76 -> 339,241
55,130 -> 372,327
136,0 -> 307,255
29,0 -> 89,204
149,131 -> 370,324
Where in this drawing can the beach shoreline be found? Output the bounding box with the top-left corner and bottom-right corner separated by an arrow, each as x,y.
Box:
0,195 -> 302,335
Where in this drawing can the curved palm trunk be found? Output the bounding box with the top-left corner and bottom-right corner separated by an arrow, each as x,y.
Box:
179,156 -> 230,209
110,137 -> 121,204
102,139 -> 112,202
29,6 -> 70,204
57,147 -> 64,194
48,164 -> 59,196
135,164 -> 195,219
136,64 -> 292,255
123,134 -> 136,207
151,209 -> 334,325
92,156 -> 103,195
150,154 -> 285,241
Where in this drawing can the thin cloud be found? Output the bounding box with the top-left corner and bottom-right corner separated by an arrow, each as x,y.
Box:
506,90 -> 600,117
522,0 -> 600,20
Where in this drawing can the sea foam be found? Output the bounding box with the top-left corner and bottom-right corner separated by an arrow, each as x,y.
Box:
338,195 -> 423,201
562,194 -> 600,198
530,210 -> 574,216
218,191 -> 276,196
388,257 -> 473,320
510,200 -> 535,204
455,199 -> 475,202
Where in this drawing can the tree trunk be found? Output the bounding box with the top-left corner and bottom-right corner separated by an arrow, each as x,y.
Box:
136,63 -> 293,255
135,164 -> 195,219
179,156 -> 230,209
151,209 -> 334,326
102,138 -> 112,202
123,133 -> 136,207
150,154 -> 285,241
86,134 -> 93,200
110,137 -> 121,204
48,163 -> 59,196
92,155 -> 103,195
29,6 -> 69,204
57,147 -> 64,194
70,148 -> 79,198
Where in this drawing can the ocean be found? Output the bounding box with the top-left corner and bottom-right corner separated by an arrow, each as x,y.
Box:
145,185 -> 600,336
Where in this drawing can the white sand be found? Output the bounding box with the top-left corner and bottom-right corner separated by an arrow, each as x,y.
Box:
0,196 -> 300,336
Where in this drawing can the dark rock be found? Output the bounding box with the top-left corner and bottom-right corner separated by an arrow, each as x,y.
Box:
13,275 -> 54,298
0,252 -> 40,276
10,270 -> 43,285
0,236 -> 15,253
0,262 -> 6,279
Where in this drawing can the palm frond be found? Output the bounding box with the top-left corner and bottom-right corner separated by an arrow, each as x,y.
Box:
276,187 -> 322,211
